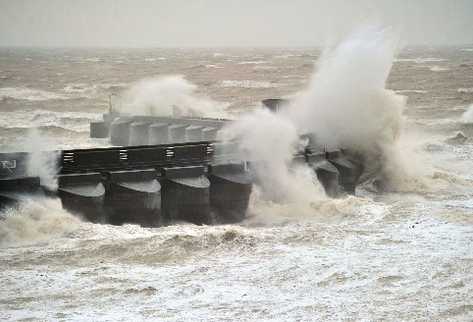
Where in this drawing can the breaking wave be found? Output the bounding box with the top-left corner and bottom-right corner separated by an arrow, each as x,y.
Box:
82,57 -> 102,63
0,198 -> 80,246
62,83 -> 127,98
220,80 -> 276,89
0,87 -> 68,101
395,57 -> 447,63
395,89 -> 428,94
205,64 -> 224,69
222,26 -> 425,205
117,75 -> 229,118
429,65 -> 449,72
237,61 -> 268,65
245,186 -> 387,226
0,109 -> 101,132
461,104 -> 473,123
458,88 -> 473,94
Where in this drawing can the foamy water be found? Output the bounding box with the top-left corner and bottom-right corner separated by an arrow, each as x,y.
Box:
1,43 -> 473,321
220,80 -> 277,89
0,87 -> 68,101
0,109 -> 101,131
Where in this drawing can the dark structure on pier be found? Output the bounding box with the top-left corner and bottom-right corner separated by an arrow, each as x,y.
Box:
0,99 -> 363,226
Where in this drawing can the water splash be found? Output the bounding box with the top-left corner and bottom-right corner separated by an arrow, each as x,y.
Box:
0,198 -> 80,246
222,26 -> 421,206
461,104 -> 473,123
24,128 -> 60,191
116,75 -> 229,118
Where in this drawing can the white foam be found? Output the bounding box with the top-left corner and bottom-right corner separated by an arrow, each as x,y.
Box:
395,57 -> 447,63
62,83 -> 127,99
118,75 -> 229,118
62,83 -> 91,94
253,66 -> 278,71
0,109 -> 101,131
220,80 -> 276,89
237,61 -> 268,65
273,54 -> 298,59
395,89 -> 428,94
23,128 -> 60,190
222,26 -> 423,198
205,64 -> 224,69
0,198 -> 80,246
0,87 -> 68,101
429,65 -> 449,72
461,104 -> 473,123
83,57 -> 102,63
458,88 -> 473,93
220,109 -> 320,203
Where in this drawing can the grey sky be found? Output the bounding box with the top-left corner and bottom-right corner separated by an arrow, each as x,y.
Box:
0,0 -> 472,47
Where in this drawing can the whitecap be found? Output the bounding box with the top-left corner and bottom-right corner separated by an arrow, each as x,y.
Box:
62,83 -> 127,98
63,83 -> 90,94
429,65 -> 449,72
253,66 -> 277,71
395,57 -> 447,63
0,87 -> 68,101
237,61 -> 268,65
205,64 -> 224,69
83,57 -> 102,63
0,198 -> 81,246
458,88 -> 473,93
461,104 -> 473,123
0,109 -> 101,132
220,80 -> 276,89
395,89 -> 428,94
273,54 -> 300,59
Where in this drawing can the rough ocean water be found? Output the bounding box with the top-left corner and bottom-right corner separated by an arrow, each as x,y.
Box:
1,43 -> 473,321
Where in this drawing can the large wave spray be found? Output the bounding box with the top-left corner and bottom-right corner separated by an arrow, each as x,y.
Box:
0,198 -> 80,246
221,109 -> 323,204
24,128 -> 60,190
117,75 -> 229,118
288,27 -> 409,189
461,103 -> 473,123
222,27 -> 412,207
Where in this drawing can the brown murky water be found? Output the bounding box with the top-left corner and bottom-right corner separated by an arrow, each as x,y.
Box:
1,46 -> 473,321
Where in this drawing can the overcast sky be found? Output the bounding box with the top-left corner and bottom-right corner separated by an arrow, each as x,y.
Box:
0,0 -> 472,47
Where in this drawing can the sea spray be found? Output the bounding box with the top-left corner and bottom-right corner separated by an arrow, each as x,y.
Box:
461,104 -> 473,123
24,128 -> 60,191
286,27 -> 413,191
117,75 -> 229,118
220,109 -> 323,203
288,27 -> 403,151
0,197 -> 80,246
222,26 -> 417,208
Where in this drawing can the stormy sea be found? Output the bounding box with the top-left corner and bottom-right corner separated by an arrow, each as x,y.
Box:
1,30 -> 473,321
